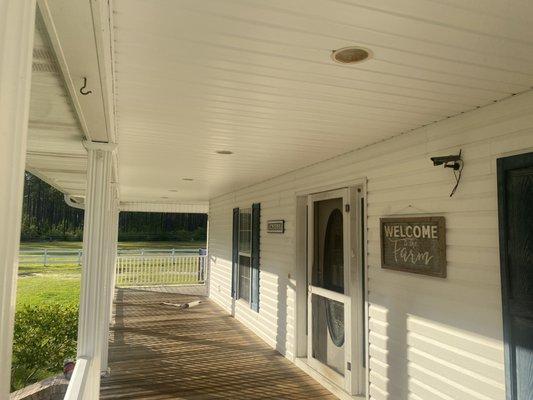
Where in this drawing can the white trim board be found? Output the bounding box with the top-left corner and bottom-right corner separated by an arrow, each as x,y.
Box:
119,201 -> 209,214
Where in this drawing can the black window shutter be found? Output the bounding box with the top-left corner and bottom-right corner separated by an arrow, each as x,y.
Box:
251,203 -> 261,312
231,208 -> 239,299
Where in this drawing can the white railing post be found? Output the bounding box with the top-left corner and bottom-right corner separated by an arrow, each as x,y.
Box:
63,357 -> 90,400
0,1 -> 36,398
76,141 -> 117,399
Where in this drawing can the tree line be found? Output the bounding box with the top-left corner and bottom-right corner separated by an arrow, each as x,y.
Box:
21,172 -> 207,242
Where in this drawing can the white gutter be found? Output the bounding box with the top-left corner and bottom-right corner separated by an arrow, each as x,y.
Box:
119,201 -> 209,214
64,194 -> 85,210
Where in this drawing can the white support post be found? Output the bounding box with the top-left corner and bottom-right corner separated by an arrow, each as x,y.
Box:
205,216 -> 210,296
110,205 -> 120,316
100,199 -> 119,373
0,1 -> 36,397
77,141 -> 117,399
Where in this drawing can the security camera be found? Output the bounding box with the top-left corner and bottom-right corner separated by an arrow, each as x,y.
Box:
430,150 -> 464,197
430,154 -> 462,170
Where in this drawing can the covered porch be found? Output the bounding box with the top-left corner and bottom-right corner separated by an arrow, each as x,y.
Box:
2,0 -> 533,399
101,287 -> 335,399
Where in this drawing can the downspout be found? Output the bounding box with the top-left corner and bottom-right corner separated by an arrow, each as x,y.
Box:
64,194 -> 85,210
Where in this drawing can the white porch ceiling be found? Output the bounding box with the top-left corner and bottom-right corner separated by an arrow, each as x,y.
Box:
28,0 -> 533,206
114,0 -> 533,203
26,12 -> 87,196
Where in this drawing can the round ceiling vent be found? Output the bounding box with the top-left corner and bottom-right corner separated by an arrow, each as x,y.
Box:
331,46 -> 372,64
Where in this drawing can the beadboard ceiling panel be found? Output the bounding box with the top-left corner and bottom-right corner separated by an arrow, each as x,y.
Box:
26,12 -> 87,197
113,0 -> 533,203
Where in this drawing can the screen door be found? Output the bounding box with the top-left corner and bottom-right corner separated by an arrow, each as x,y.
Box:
307,188 -> 354,391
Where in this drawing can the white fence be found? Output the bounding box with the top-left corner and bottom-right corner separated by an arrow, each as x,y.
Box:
115,254 -> 207,286
19,249 -> 83,266
18,248 -> 201,267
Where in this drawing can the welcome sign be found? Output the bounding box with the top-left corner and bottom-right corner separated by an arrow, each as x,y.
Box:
380,216 -> 446,277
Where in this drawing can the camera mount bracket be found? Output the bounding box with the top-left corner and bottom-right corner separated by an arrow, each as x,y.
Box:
430,149 -> 464,197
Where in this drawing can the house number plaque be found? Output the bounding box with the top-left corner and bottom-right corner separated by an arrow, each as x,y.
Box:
267,220 -> 285,234
380,216 -> 446,278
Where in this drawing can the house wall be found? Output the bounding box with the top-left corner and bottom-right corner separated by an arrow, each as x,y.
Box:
207,90 -> 533,400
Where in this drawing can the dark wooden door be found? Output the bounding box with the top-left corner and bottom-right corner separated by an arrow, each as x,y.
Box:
497,152 -> 533,400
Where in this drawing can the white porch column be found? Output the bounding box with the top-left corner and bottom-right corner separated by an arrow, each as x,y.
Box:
109,204 -> 120,322
77,141 -> 117,399
0,0 -> 36,397
107,203 -> 120,323
100,199 -> 119,373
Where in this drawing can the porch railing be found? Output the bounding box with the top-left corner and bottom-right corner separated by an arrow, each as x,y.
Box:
115,252 -> 207,286
63,357 -> 89,400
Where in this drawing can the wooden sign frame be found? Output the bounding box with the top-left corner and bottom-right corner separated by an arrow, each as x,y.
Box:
380,216 -> 446,278
267,220 -> 285,234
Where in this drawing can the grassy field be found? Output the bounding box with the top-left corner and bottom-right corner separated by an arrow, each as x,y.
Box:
17,274 -> 80,309
16,241 -> 206,309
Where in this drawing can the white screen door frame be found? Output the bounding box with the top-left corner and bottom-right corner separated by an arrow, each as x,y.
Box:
306,186 -> 365,395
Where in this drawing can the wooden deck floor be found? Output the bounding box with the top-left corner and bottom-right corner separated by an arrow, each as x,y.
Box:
100,287 -> 336,399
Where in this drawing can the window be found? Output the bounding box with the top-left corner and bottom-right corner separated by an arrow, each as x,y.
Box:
232,204 -> 260,311
238,208 -> 252,302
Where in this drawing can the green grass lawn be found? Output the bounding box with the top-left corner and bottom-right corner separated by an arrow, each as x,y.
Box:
16,240 -> 206,309
16,273 -> 80,309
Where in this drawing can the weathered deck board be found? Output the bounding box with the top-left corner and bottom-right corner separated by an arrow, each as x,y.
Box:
100,288 -> 336,399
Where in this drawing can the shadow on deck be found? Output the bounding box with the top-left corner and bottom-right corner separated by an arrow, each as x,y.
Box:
100,287 -> 335,399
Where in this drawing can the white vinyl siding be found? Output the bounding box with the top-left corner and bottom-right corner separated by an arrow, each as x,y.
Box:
208,90 -> 533,400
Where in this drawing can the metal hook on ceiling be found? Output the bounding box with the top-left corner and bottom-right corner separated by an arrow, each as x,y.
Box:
80,77 -> 92,96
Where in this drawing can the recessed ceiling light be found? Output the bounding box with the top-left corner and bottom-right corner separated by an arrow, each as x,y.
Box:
216,150 -> 233,155
331,46 -> 372,64
182,178 -> 194,181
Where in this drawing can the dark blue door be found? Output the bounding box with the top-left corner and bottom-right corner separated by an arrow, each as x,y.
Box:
497,152 -> 533,400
